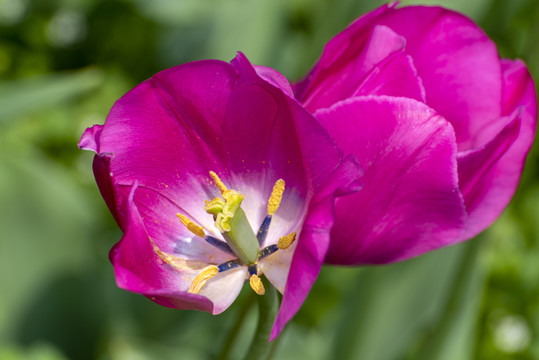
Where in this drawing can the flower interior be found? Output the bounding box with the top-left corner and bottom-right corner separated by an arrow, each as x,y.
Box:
153,171 -> 296,296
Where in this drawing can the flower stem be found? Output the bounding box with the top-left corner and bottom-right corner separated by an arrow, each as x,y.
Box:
241,277 -> 279,360
217,293 -> 256,360
414,236 -> 485,359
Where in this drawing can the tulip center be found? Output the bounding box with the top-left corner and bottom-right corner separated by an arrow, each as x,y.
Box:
166,171 -> 295,296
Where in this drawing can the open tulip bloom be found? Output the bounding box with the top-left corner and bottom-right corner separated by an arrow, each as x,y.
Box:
80,53 -> 362,339
80,3 -> 536,344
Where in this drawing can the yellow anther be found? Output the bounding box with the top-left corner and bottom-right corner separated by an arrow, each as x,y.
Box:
209,171 -> 228,194
177,213 -> 205,238
278,232 -> 296,250
249,274 -> 265,295
267,179 -> 285,215
188,265 -> 219,294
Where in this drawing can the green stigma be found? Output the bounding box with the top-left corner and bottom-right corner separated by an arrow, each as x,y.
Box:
204,172 -> 259,265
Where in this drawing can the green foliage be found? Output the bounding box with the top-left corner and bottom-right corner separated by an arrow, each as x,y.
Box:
0,0 -> 537,359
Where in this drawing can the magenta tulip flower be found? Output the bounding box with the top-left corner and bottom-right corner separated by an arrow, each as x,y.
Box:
79,53 -> 361,339
294,4 -> 537,264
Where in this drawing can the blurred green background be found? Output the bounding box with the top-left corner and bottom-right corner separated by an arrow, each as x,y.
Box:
0,0 -> 538,359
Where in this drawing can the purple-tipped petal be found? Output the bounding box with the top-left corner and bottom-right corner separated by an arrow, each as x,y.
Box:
317,96 -> 467,265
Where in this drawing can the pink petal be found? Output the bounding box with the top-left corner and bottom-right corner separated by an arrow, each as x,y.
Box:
298,22 -> 425,111
254,65 -> 295,97
294,3 -> 398,100
79,124 -> 103,153
317,96 -> 467,265
501,59 -> 537,119
368,5 -> 503,151
297,4 -> 504,151
352,48 -> 425,103
456,60 -> 536,240
271,155 -> 362,340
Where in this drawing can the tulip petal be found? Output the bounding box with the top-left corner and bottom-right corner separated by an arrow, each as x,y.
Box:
111,183 -> 247,314
352,47 -> 426,103
294,3 -> 398,99
83,56 -> 315,251
298,22 -> 425,111
230,54 -> 363,338
456,60 -> 536,239
298,4 -> 505,151
270,155 -> 362,340
317,96 -> 467,265
372,6 -> 503,150
501,59 -> 537,120
254,65 -> 295,97
133,185 -> 237,263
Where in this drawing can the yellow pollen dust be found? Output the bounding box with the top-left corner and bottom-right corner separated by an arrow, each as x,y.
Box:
267,179 -> 285,215
177,213 -> 205,238
278,232 -> 296,250
188,265 -> 219,294
209,171 -> 228,194
249,274 -> 265,295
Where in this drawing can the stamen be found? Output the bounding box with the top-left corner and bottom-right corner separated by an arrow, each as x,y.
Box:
256,215 -> 272,246
177,214 -> 206,238
267,179 -> 285,215
278,232 -> 296,250
259,244 -> 278,259
218,259 -> 242,272
209,171 -> 228,194
248,264 -> 258,276
205,236 -> 234,255
249,274 -> 265,295
188,265 -> 219,294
